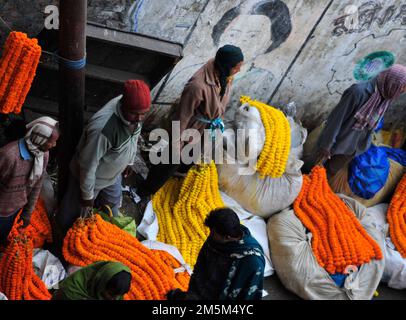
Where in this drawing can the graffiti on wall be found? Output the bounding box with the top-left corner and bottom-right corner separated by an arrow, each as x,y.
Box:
332,1 -> 406,37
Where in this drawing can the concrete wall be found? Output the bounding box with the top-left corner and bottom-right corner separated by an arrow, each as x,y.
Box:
1,0 -> 405,130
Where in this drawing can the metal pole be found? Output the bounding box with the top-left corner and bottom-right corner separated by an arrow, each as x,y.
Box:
57,0 -> 87,202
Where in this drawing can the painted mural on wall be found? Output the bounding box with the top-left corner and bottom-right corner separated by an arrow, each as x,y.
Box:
273,0 -> 406,130
153,0 -> 328,126
87,0 -> 206,43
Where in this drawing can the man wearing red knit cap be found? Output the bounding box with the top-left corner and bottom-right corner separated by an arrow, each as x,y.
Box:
57,80 -> 151,233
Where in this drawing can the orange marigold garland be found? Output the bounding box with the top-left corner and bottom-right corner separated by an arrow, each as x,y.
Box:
293,166 -> 383,274
0,226 -> 51,300
62,213 -> 190,300
387,173 -> 406,258
0,31 -> 42,114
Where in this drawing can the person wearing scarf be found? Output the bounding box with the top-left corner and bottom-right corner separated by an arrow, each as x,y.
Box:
0,116 -> 59,244
52,261 -> 132,300
314,64 -> 406,176
167,208 -> 265,300
136,45 -> 244,211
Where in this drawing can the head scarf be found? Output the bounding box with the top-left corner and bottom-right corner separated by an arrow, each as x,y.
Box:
24,116 -> 58,185
121,79 -> 151,112
58,261 -> 131,300
214,45 -> 244,98
353,64 -> 406,130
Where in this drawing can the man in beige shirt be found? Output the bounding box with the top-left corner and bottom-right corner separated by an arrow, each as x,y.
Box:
137,45 -> 244,209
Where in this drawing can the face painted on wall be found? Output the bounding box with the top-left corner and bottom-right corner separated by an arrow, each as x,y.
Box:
218,15 -> 272,62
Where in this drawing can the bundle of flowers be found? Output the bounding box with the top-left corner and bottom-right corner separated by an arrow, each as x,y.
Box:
240,96 -> 291,179
0,226 -> 51,300
152,250 -> 190,291
12,198 -> 53,249
63,213 -> 190,300
152,161 -> 224,268
293,166 -> 383,274
387,173 -> 406,258
0,31 -> 42,114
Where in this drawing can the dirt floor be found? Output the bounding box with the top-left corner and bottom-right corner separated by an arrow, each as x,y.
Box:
120,180 -> 406,301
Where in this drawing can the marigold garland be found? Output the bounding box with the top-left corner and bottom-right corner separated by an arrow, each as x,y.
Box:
12,198 -> 53,249
0,227 -> 51,300
62,214 -> 190,300
0,31 -> 42,114
240,96 -> 291,178
387,173 -> 406,258
293,166 -> 383,274
152,161 -> 225,268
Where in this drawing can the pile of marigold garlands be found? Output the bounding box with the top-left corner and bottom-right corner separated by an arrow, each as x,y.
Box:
240,96 -> 291,179
0,31 -> 41,114
152,161 -> 224,268
63,213 -> 190,300
0,199 -> 53,300
293,166 -> 383,274
387,173 -> 406,258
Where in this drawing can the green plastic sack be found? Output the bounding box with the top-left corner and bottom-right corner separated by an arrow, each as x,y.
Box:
96,206 -> 137,237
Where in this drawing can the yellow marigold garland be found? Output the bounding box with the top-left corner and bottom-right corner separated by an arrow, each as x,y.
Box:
293,166 -> 383,274
0,31 -> 42,114
387,174 -> 406,258
153,161 -> 224,268
240,96 -> 291,178
62,214 -> 190,300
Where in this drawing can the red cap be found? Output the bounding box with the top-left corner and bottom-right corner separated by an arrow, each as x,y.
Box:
122,80 -> 151,112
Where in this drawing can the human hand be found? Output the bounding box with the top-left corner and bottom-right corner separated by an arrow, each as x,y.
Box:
315,149 -> 331,166
122,166 -> 134,179
80,197 -> 94,208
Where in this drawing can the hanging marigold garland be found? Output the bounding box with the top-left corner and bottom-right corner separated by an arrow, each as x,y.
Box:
293,166 -> 383,274
62,213 -> 190,300
239,96 -> 291,179
0,224 -> 51,300
387,173 -> 406,258
0,31 -> 42,114
152,161 -> 225,268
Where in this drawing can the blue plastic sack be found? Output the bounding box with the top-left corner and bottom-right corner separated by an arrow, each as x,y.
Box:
348,145 -> 406,199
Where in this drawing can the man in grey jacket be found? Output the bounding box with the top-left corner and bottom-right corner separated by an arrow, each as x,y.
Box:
57,80 -> 151,233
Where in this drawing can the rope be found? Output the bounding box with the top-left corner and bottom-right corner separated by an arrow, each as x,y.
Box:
0,16 -> 13,32
56,52 -> 87,70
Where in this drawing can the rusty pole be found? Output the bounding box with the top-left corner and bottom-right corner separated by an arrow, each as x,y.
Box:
57,0 -> 87,202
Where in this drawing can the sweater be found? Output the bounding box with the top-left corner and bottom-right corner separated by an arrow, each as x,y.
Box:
0,139 -> 48,218
70,95 -> 141,200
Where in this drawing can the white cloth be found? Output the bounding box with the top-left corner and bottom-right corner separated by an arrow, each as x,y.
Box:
137,192 -> 274,277
366,204 -> 406,290
32,249 -> 66,290
25,116 -> 58,185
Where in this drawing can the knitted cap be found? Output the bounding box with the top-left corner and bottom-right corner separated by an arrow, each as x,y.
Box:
215,45 -> 244,70
122,80 -> 151,112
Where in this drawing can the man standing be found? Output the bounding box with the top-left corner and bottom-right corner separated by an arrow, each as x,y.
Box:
137,45 -> 244,210
0,117 -> 59,244
58,80 -> 151,233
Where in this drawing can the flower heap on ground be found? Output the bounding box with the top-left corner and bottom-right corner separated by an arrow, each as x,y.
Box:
63,213 -> 190,300
240,95 -> 291,179
152,161 -> 224,268
387,173 -> 406,258
293,166 -> 383,274
0,31 -> 41,114
0,222 -> 51,300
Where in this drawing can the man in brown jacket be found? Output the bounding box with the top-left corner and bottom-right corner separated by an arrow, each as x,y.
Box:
0,117 -> 59,244
136,45 -> 244,209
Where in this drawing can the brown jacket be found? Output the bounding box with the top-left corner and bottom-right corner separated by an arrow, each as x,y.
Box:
172,59 -> 231,136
